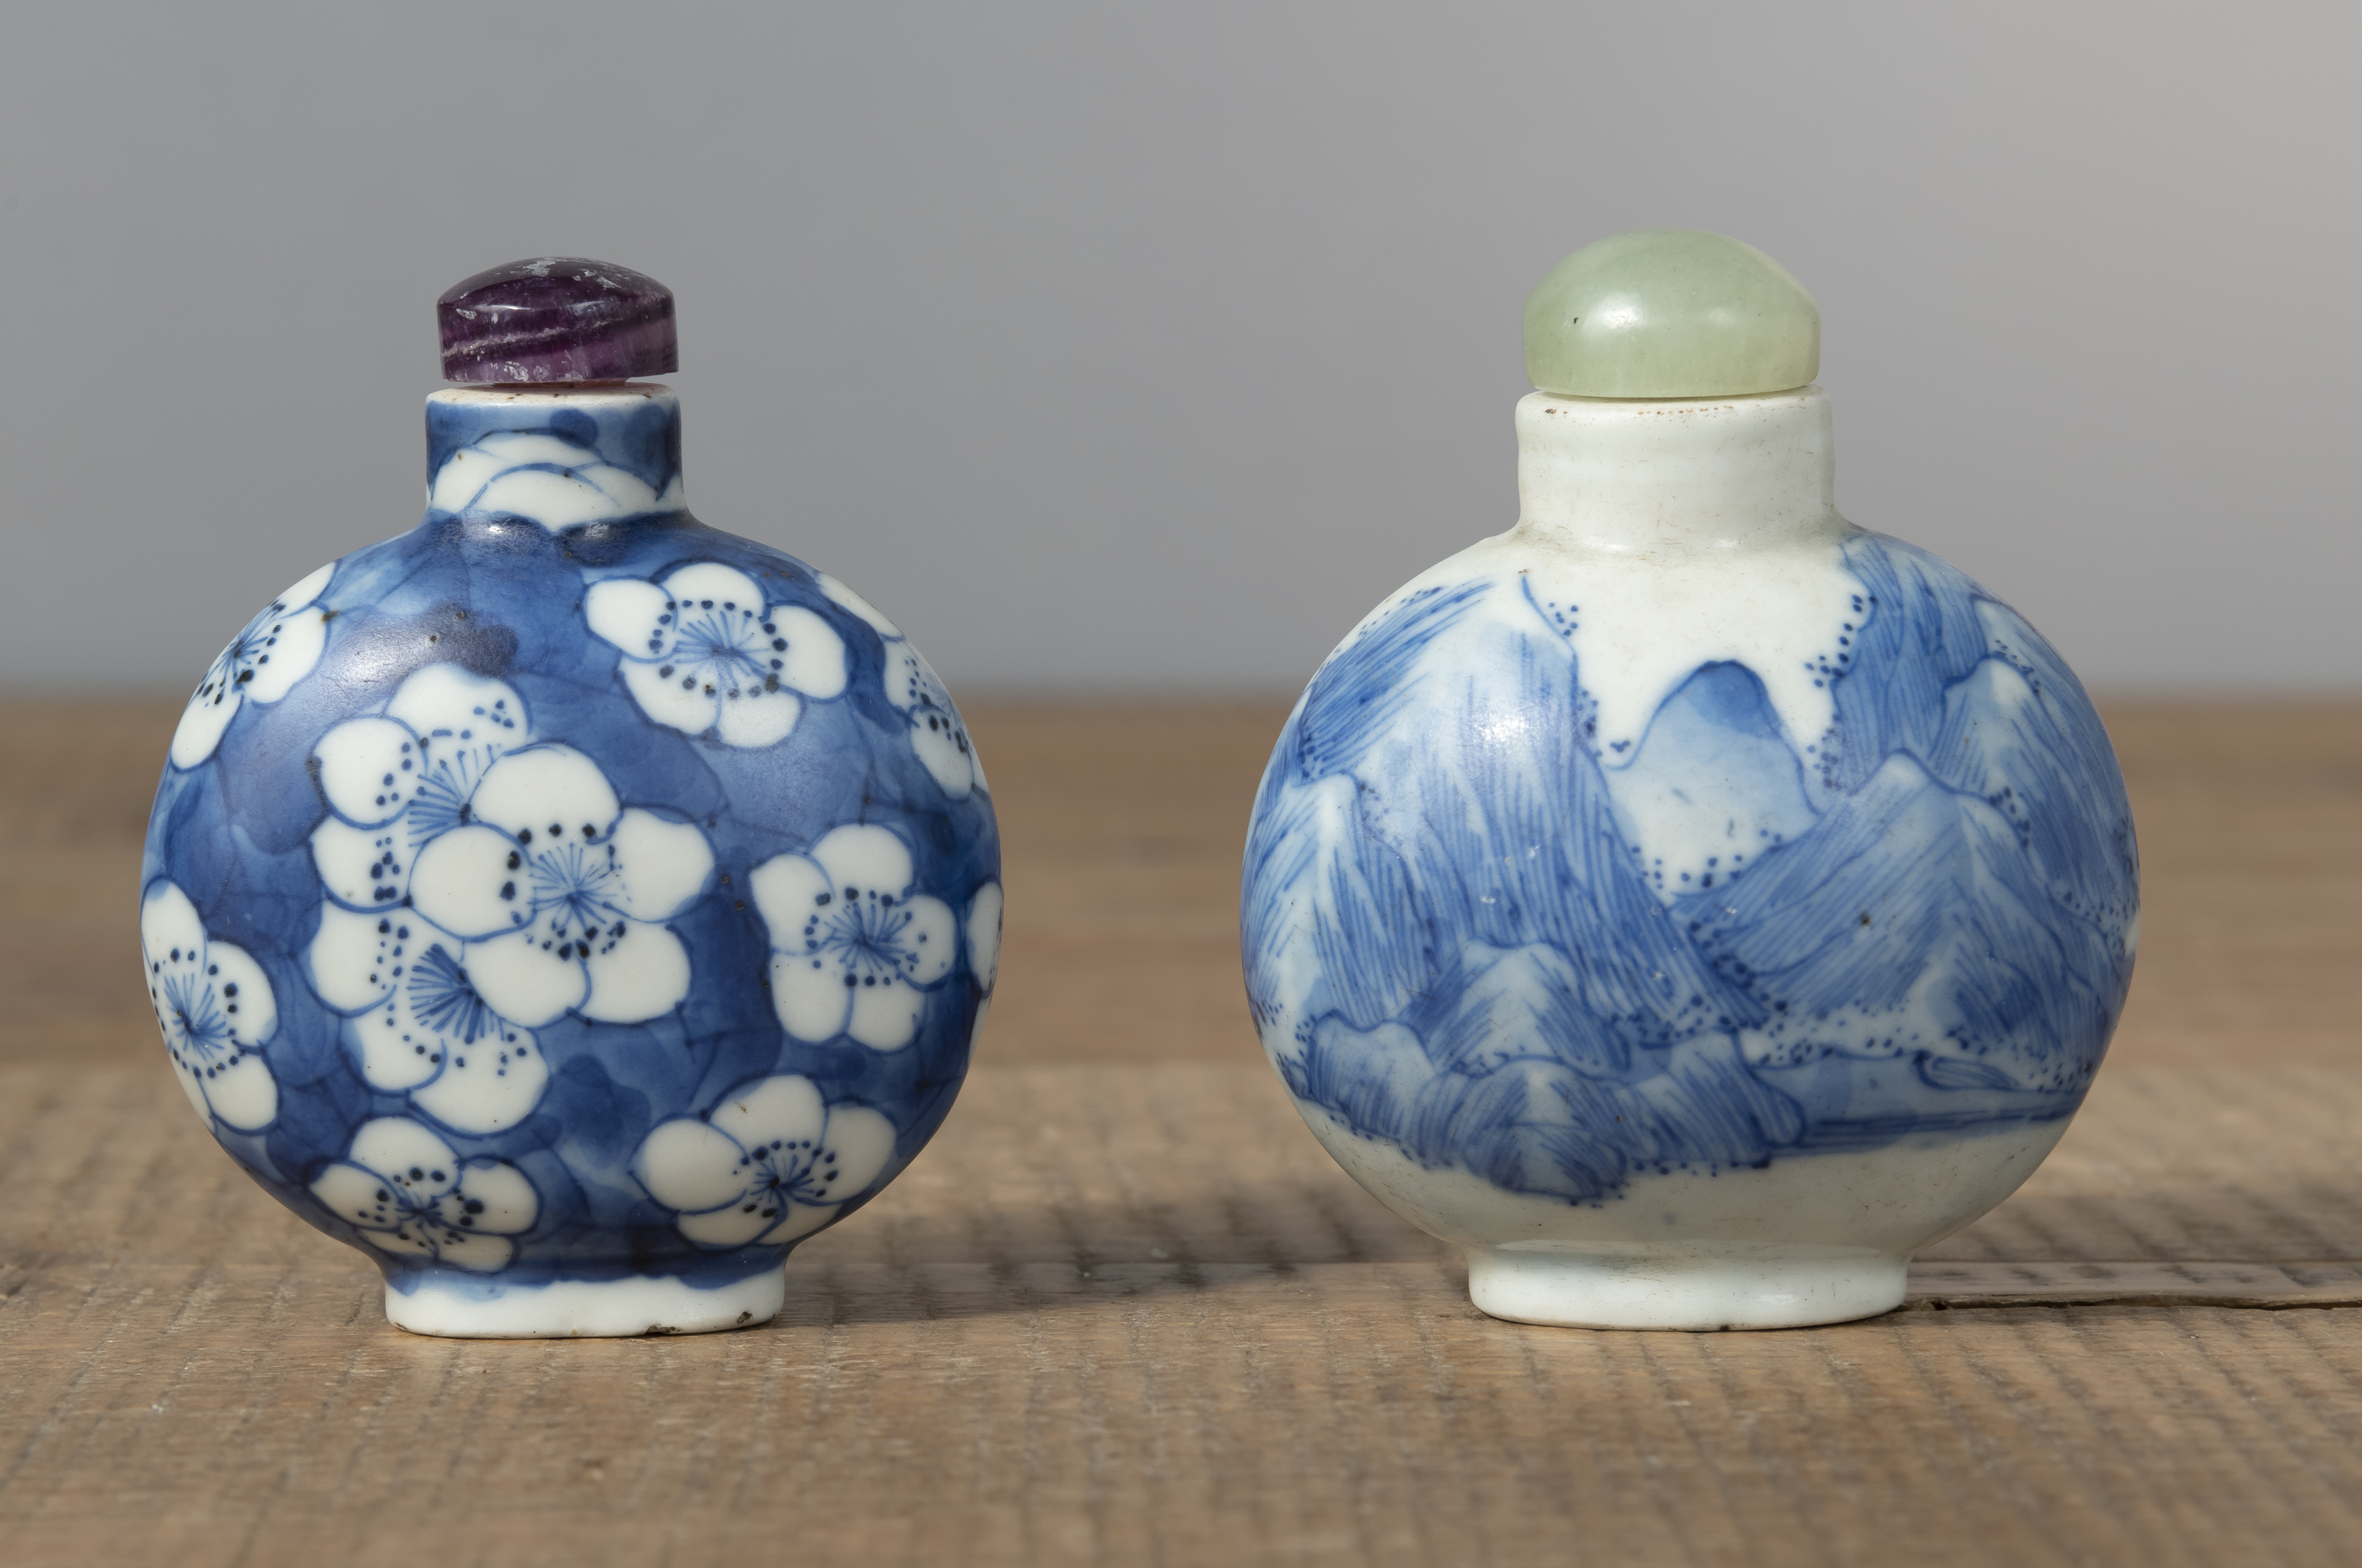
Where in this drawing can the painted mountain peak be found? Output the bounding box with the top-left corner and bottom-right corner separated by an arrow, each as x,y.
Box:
1242,530 -> 2137,1206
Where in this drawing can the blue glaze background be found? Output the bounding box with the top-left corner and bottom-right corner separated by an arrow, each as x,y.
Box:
145,395 -> 999,1292
1241,532 -> 2137,1206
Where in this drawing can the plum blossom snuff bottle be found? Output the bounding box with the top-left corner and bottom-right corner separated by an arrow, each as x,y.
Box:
142,259 -> 1001,1337
1241,230 -> 2137,1330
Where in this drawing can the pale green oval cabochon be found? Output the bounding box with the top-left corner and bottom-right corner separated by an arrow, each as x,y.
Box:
1523,229 -> 1820,398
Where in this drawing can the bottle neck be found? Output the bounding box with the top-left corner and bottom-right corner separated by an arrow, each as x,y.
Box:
425,383 -> 686,532
1512,387 -> 1840,556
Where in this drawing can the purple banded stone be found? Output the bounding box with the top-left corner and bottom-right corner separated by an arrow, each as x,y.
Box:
437,258 -> 677,383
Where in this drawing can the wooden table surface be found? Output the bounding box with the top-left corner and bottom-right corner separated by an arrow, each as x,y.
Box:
3,699 -> 2360,1566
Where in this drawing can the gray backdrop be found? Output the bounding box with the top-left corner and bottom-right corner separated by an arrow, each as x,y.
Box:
2,2 -> 2354,696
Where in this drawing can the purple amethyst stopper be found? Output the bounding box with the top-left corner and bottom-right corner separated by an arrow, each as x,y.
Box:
437,258 -> 677,383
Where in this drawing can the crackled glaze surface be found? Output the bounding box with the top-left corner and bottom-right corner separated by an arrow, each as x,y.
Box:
145,386 -> 999,1333
1241,389 -> 2137,1327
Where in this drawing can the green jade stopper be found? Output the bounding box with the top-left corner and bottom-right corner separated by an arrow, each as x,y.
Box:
1522,229 -> 1821,399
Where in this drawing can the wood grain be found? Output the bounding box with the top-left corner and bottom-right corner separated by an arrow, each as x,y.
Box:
4,1062 -> 2362,1566
2,699 -> 2360,1564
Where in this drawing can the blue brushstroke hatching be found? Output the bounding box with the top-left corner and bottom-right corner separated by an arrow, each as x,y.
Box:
1241,532 -> 2137,1204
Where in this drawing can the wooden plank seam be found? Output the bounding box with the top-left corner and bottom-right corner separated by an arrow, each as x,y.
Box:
1903,1261 -> 2362,1311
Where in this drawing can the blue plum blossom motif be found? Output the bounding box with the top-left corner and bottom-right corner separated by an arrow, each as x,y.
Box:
305,664 -> 715,1131
431,430 -> 681,529
751,824 -> 958,1051
142,880 -> 279,1131
304,662 -> 528,914
307,909 -> 548,1136
169,562 -> 335,768
816,572 -> 985,799
633,1076 -> 896,1248
586,562 -> 847,748
142,386 -> 999,1314
310,1118 -> 539,1272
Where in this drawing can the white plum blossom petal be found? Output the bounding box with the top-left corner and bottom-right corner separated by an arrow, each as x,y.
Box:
893,641 -> 984,799
618,657 -> 731,735
471,468 -> 652,529
966,881 -> 1003,994
750,824 -> 957,1051
307,904 -> 400,1013
314,717 -> 420,827
171,699 -> 245,783
410,824 -> 531,939
312,1156 -> 414,1216
705,1073 -> 827,1153
190,1049 -> 280,1133
459,928 -> 589,1030
410,1038 -> 548,1139
308,906 -> 550,1134
236,579 -> 332,706
633,1076 -> 897,1250
585,563 -> 847,748
603,809 -> 715,921
311,1117 -> 539,1273
349,1117 -> 463,1199
465,744 -> 620,841
765,954 -> 845,1045
815,570 -> 984,799
844,969 -> 927,1051
383,663 -> 528,772
632,1119 -> 752,1214
311,817 -> 413,911
713,677 -> 804,749
350,1006 -> 440,1091
815,571 -> 902,638
677,1198 -> 789,1248
747,846 -> 829,933
170,562 -> 336,769
579,919 -> 692,1024
805,823 -> 914,900
584,576 -> 678,659
768,608 -> 848,698
142,880 -> 280,1132
429,431 -> 682,530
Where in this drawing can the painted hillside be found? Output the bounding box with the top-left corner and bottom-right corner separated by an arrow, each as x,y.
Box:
1242,532 -> 2137,1204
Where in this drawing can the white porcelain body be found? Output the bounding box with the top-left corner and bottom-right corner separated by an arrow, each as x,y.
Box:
1241,389 -> 2136,1330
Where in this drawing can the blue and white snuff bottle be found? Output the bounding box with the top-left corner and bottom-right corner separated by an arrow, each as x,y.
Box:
143,259 -> 1001,1337
1240,230 -> 2137,1330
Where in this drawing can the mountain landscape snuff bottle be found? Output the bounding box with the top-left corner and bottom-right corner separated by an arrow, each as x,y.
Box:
142,259 -> 1001,1337
1240,230 -> 2137,1330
